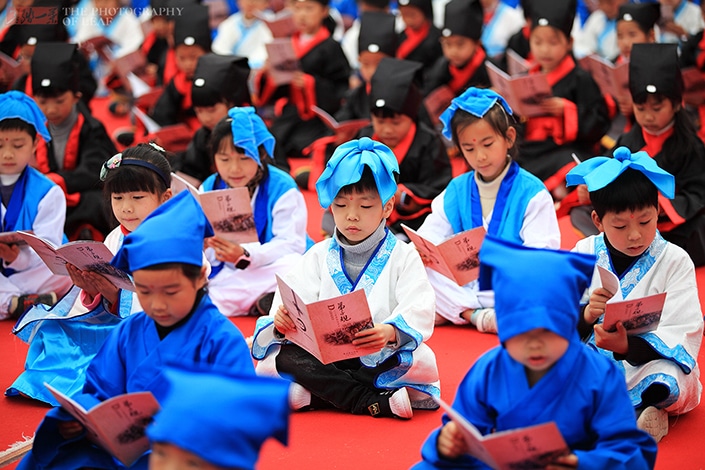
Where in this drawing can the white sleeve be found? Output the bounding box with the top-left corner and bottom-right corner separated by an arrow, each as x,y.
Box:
415,191 -> 455,243
112,13 -> 145,57
518,190 -> 561,249
573,12 -> 601,59
212,15 -> 240,55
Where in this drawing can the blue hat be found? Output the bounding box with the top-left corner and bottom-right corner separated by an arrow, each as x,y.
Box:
566,146 -> 675,199
0,91 -> 51,141
478,236 -> 595,343
228,107 -> 275,166
111,191 -> 214,273
315,137 -> 399,209
147,363 -> 290,469
439,87 -> 512,140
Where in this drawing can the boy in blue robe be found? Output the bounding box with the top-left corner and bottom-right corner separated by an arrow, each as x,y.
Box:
415,236 -> 657,469
18,191 -> 255,470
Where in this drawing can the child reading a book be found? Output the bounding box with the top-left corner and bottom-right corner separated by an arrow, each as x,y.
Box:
416,87 -> 559,328
0,91 -> 72,320
6,143 -> 174,405
568,147 -> 703,443
211,0 -> 273,70
414,236 -> 657,469
395,0 -> 442,71
252,137 -> 440,418
18,190 -> 255,469
201,107 -> 310,317
657,0 -> 705,45
147,363 -> 290,470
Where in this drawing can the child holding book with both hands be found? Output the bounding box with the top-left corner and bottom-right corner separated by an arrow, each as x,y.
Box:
568,147 -> 703,443
416,87 -> 559,329
252,137 -> 440,418
415,236 -> 657,469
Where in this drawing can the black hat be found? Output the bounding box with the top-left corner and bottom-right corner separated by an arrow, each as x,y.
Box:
629,43 -> 682,102
31,42 -> 80,94
369,57 -> 423,120
13,24 -> 67,46
529,0 -> 576,39
442,0 -> 483,41
191,54 -> 252,107
397,0 -> 433,21
294,0 -> 329,6
358,12 -> 398,57
174,5 -> 212,50
617,3 -> 660,34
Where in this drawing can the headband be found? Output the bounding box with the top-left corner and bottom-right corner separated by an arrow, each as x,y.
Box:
439,87 -> 513,140
99,152 -> 170,187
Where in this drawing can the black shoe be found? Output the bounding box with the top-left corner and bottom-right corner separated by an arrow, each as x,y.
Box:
8,292 -> 58,319
366,388 -> 413,419
249,292 -> 275,316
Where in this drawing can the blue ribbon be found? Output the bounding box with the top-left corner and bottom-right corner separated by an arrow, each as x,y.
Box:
439,87 -> 513,140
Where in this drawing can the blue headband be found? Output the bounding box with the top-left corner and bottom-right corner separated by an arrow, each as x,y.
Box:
228,107 -> 275,166
566,146 -> 675,199
315,137 -> 399,209
439,87 -> 513,140
0,91 -> 51,141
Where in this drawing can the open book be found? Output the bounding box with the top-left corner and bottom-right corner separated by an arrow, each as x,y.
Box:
276,275 -> 375,365
266,38 -> 300,86
256,9 -> 295,38
434,396 -> 570,470
171,174 -> 258,244
681,67 -> 705,106
0,51 -> 22,88
0,231 -> 28,245
424,85 -> 455,126
45,383 -> 160,467
505,49 -> 531,76
16,232 -> 134,291
485,61 -> 552,117
580,55 -> 630,104
597,266 -> 666,335
402,225 -> 485,286
311,105 -> 370,142
131,106 -> 193,152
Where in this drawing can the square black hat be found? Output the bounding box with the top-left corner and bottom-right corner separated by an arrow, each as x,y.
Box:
31,42 -> 80,94
529,0 -> 576,39
294,0 -> 329,6
191,53 -> 251,107
397,0 -> 433,21
629,43 -> 682,102
13,24 -> 68,46
442,0 -> 483,41
618,3 -> 660,34
369,57 -> 423,119
358,11 -> 398,57
174,5 -> 212,51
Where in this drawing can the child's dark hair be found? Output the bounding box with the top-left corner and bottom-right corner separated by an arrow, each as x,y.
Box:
337,165 -> 393,198
102,143 -> 173,198
140,262 -> 203,283
590,168 -> 659,220
34,86 -> 79,100
450,103 -> 518,158
0,118 -> 37,140
358,0 -> 390,10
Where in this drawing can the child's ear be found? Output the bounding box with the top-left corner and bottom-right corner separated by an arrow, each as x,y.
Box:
590,210 -> 604,233
196,264 -> 208,289
161,188 -> 173,203
505,126 -> 517,148
383,195 -> 395,218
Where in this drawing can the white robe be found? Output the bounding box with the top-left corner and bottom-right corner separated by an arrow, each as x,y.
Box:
71,1 -> 144,59
212,13 -> 273,70
481,2 -> 524,59
659,0 -> 705,44
573,10 -> 619,60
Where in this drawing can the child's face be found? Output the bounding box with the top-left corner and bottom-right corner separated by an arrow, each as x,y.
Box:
214,138 -> 260,188
598,0 -> 627,19
133,265 -> 207,328
440,36 -> 478,68
358,51 -> 386,84
504,328 -> 569,382
399,5 -> 426,30
529,25 -> 572,73
111,190 -> 171,232
35,91 -> 80,126
292,0 -> 328,35
633,95 -> 677,134
659,0 -> 681,8
331,188 -> 394,244
0,128 -> 37,175
370,112 -> 414,149
174,44 -> 206,79
150,442 -> 225,470
616,21 -> 652,59
238,0 -> 269,19
457,119 -> 515,182
151,16 -> 172,38
194,103 -> 229,131
591,206 -> 658,257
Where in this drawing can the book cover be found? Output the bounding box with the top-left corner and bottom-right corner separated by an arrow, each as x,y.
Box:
424,85 -> 455,126
265,38 -> 300,86
581,55 -> 630,103
198,187 -> 258,244
485,61 -> 552,117
256,9 -> 295,38
310,105 -> 370,142
505,49 -> 531,76
681,67 -> 705,106
276,275 -> 374,365
0,231 -> 28,245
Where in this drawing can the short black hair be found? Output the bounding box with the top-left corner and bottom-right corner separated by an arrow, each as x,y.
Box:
0,118 -> 37,140
337,165 -> 389,198
103,143 -> 173,198
33,86 -> 78,99
450,104 -> 518,158
140,262 -> 204,283
590,168 -> 659,220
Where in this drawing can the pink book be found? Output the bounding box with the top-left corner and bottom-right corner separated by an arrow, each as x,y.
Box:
485,61 -> 552,118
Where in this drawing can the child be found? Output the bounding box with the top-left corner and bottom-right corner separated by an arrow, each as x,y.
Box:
615,2 -> 660,63
423,0 -> 491,97
658,0 -> 705,45
175,53 -> 252,183
574,0 -> 627,60
18,190 -> 255,469
679,1 -> 705,142
31,42 -> 118,239
479,0 -> 525,60
0,91 -> 72,320
340,0 -> 392,72
568,147 -> 703,442
396,0 -> 442,71
201,107 -> 310,317
7,144 -> 174,405
252,137 -> 440,417
614,43 -> 705,266
147,363 -> 290,469
414,236 -> 657,469
504,0 -> 531,62
359,57 -> 451,233
212,0 -> 273,70
417,87 -> 559,328
140,0 -> 178,87
517,0 -> 610,199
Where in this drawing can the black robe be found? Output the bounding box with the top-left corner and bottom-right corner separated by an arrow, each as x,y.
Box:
396,25 -> 443,73
422,53 -> 491,97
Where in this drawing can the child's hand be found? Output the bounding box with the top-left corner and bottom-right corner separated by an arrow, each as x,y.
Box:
67,264 -> 100,298
546,453 -> 578,469
576,184 -> 590,205
206,237 -> 244,264
0,243 -> 20,263
585,287 -> 614,324
616,96 -> 633,117
437,421 -> 468,460
352,324 -> 396,350
83,271 -> 120,307
661,20 -> 687,39
58,420 -> 84,440
540,97 -> 565,116
594,321 -> 628,355
291,71 -> 306,89
274,305 -> 297,334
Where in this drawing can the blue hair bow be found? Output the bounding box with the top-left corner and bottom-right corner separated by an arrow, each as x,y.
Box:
228,107 -> 264,165
439,87 -> 513,140
0,91 -> 51,141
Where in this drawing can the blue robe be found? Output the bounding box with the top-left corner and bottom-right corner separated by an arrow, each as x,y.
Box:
414,341 -> 657,469
19,292 -> 255,470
